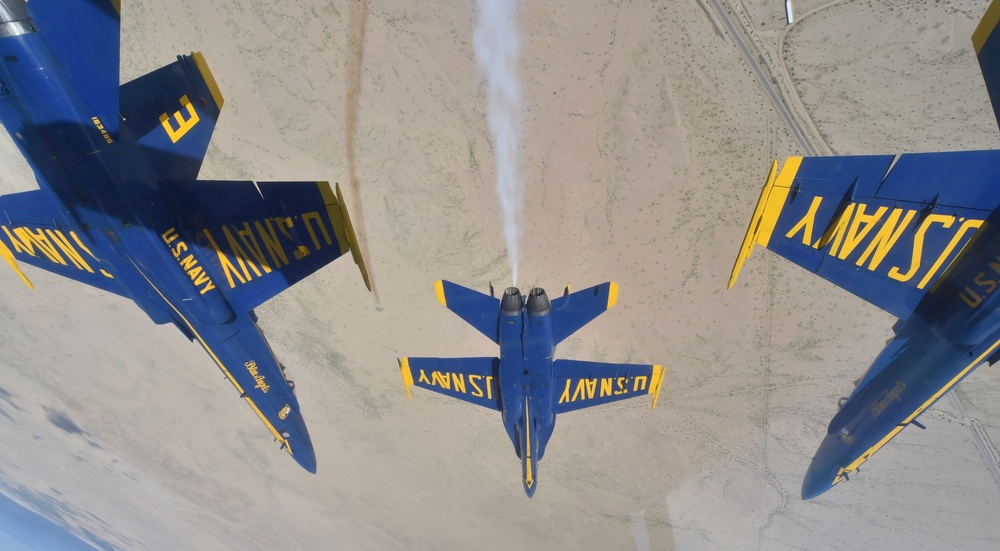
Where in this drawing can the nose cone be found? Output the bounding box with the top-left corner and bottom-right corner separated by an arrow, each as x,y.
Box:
801,433 -> 847,499
523,478 -> 537,498
801,461 -> 838,500
293,441 -> 317,474
286,410 -> 318,474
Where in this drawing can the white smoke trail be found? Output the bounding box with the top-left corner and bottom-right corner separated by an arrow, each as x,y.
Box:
473,0 -> 523,286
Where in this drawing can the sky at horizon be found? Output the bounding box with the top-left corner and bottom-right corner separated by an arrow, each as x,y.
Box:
0,490 -> 96,551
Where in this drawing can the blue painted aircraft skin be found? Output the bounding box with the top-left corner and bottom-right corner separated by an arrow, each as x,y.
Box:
0,0 -> 371,472
400,281 -> 665,497
729,0 -> 1000,499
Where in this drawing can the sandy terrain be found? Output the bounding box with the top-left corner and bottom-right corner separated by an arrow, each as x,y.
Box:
0,0 -> 998,549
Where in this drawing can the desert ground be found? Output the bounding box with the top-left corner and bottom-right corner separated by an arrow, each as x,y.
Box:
0,0 -> 998,549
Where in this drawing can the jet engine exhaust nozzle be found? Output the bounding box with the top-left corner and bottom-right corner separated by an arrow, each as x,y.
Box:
0,0 -> 35,38
501,287 -> 523,314
526,287 -> 550,316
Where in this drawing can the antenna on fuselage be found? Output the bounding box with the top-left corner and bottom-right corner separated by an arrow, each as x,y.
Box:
489,281 -> 495,297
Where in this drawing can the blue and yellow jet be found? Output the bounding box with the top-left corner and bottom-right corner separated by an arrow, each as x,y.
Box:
400,281 -> 664,497
0,0 -> 371,472
729,0 -> 1000,499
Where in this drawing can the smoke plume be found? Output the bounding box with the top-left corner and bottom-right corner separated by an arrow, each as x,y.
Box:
473,0 -> 523,285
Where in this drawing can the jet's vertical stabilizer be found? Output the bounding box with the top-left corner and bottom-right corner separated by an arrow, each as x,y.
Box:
119,52 -> 224,181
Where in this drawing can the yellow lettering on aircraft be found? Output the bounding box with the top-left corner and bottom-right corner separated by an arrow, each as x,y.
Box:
202,212 -> 337,289
245,360 -> 270,393
418,369 -> 494,400
855,208 -> 917,270
887,214 -> 955,283
959,253 -> 1000,308
161,228 -> 217,295
836,204 -> 888,260
556,375 -> 650,405
785,197 -> 823,247
814,203 -> 855,252
0,226 -> 113,279
91,116 -> 113,144
782,198 -> 985,289
159,95 -> 200,143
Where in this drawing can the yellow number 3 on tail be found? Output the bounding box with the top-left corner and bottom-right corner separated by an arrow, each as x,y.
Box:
159,95 -> 200,143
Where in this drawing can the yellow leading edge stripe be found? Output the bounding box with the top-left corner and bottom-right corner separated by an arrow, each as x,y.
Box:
434,280 -> 447,307
320,182 -> 372,292
191,52 -> 225,111
973,0 -> 1000,54
0,239 -> 32,290
399,357 -> 414,399
728,157 -> 802,289
649,364 -> 666,410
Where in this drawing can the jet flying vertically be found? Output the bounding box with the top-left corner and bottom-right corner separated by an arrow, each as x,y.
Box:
729,0 -> 1000,499
399,280 -> 664,497
0,0 -> 371,472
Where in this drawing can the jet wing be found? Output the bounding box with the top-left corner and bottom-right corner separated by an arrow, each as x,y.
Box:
549,282 -> 618,345
158,180 -> 370,313
0,189 -> 127,297
28,0 -> 121,137
730,152 -> 1000,319
553,360 -> 664,413
399,356 -> 501,411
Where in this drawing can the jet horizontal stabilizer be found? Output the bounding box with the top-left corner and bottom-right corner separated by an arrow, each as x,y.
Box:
549,282 -> 618,345
435,280 -> 501,344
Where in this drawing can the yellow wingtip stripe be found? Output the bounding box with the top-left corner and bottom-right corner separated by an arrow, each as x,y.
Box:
728,157 -> 801,289
191,52 -> 225,110
0,240 -> 32,290
435,280 -> 447,307
336,183 -> 372,291
973,0 -> 1000,54
607,282 -> 619,309
649,364 -> 665,410
399,357 -> 413,399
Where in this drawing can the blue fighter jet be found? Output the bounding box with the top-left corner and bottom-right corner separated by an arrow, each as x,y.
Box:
400,280 -> 664,497
729,0 -> 1000,499
0,0 -> 371,472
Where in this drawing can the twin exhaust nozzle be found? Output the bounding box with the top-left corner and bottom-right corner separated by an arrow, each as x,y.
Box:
501,287 -> 550,316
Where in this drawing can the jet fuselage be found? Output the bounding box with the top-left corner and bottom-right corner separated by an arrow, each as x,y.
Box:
803,216 -> 1000,498
0,2 -> 315,471
498,287 -> 559,497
